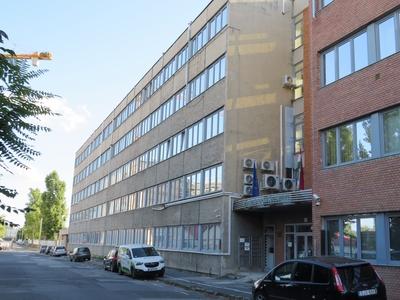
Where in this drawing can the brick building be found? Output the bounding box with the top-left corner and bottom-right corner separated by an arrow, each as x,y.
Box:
308,0 -> 400,298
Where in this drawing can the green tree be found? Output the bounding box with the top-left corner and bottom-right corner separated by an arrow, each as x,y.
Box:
23,188 -> 42,240
0,216 -> 5,238
40,171 -> 66,240
0,30 -> 56,199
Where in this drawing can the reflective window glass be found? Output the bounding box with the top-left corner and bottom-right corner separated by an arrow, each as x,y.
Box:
338,41 -> 351,78
379,17 -> 396,59
324,50 -> 336,85
356,119 -> 372,160
340,124 -> 354,163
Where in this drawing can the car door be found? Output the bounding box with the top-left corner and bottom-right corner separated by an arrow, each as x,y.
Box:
269,262 -> 296,300
291,262 -> 313,299
311,264 -> 334,300
120,247 -> 128,271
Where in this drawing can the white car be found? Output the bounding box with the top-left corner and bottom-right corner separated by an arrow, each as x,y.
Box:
0,238 -> 10,250
51,246 -> 67,257
117,244 -> 165,278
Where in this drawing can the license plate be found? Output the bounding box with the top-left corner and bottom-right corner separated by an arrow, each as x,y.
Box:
147,267 -> 158,271
358,288 -> 377,297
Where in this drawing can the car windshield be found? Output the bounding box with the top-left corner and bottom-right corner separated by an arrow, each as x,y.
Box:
79,248 -> 89,253
131,247 -> 159,258
337,264 -> 377,291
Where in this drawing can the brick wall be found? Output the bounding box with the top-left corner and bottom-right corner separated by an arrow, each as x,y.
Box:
308,0 -> 400,298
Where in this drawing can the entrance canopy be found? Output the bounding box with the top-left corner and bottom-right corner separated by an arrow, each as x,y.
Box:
233,189 -> 313,211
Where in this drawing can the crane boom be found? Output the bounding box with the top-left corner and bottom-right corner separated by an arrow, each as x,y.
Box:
2,51 -> 52,60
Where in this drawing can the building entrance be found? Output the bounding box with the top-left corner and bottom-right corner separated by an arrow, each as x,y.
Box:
264,226 -> 275,271
285,224 -> 313,260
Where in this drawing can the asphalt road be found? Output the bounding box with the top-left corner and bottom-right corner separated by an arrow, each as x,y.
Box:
0,250 -> 220,300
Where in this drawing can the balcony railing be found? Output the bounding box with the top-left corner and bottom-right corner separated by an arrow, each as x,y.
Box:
233,189 -> 313,211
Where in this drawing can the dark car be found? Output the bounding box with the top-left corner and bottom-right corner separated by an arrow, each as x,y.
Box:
252,257 -> 386,300
69,247 -> 91,262
39,245 -> 47,254
45,246 -> 54,255
103,248 -> 118,272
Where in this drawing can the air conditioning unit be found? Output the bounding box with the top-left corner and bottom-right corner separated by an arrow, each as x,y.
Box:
282,74 -> 295,89
243,174 -> 254,185
260,160 -> 276,172
282,178 -> 296,192
243,158 -> 256,169
243,185 -> 253,196
261,175 -> 280,190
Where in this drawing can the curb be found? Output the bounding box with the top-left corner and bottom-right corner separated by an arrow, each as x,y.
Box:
159,277 -> 247,300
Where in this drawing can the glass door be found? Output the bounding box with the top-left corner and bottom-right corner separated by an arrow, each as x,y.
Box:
295,234 -> 313,258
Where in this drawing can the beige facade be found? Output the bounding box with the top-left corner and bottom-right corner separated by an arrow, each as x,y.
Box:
69,0 -> 307,275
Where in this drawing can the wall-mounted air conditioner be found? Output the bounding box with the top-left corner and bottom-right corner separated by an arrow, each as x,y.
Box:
243,174 -> 254,185
243,185 -> 253,196
261,175 -> 280,190
282,178 -> 296,192
243,158 -> 256,169
260,160 -> 276,172
282,74 -> 295,89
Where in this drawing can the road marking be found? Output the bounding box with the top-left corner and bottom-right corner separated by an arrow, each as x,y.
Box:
165,276 -> 252,295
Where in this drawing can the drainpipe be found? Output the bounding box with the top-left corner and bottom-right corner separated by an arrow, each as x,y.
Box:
280,105 -> 284,180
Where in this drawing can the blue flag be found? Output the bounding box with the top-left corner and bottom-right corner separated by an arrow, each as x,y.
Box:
252,161 -> 260,197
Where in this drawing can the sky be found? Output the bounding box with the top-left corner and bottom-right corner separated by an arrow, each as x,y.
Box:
1,0 -> 210,228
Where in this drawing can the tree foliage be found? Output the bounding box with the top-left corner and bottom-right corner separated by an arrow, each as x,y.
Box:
0,216 -> 5,238
23,188 -> 42,240
0,30 -> 56,199
40,171 -> 67,240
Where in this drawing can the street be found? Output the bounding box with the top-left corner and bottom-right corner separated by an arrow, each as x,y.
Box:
0,250 -> 221,300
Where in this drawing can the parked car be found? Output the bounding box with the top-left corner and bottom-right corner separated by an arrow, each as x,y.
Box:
103,247 -> 118,272
0,238 -> 10,250
69,247 -> 91,262
39,245 -> 47,254
252,256 -> 386,300
45,246 -> 54,255
117,244 -> 165,278
52,246 -> 67,257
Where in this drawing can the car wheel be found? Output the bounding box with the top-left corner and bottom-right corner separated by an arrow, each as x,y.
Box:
104,263 -> 107,271
158,270 -> 165,277
254,291 -> 267,300
131,267 -> 137,279
118,264 -> 123,275
112,262 -> 117,273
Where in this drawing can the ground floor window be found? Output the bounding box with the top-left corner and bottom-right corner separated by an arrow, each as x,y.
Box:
324,213 -> 399,265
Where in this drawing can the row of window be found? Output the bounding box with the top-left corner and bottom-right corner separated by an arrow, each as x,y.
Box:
323,10 -> 400,86
74,55 -> 226,186
324,213 -> 400,265
75,122 -> 113,166
74,148 -> 112,185
74,6 -> 228,168
191,7 -> 227,57
71,164 -> 223,222
324,106 -> 400,167
69,223 -> 222,254
71,107 -> 224,205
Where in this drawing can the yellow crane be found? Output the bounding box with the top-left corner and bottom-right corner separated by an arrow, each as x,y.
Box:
2,51 -> 52,66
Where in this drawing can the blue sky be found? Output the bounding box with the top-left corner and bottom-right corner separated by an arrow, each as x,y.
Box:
1,0 -> 210,227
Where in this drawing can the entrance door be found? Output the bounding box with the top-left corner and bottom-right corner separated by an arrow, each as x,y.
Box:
295,234 -> 313,258
264,226 -> 275,271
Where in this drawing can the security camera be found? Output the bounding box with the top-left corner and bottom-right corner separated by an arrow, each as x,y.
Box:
313,194 -> 321,206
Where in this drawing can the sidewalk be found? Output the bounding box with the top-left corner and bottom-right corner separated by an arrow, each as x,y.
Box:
159,267 -> 263,299
86,256 -> 262,299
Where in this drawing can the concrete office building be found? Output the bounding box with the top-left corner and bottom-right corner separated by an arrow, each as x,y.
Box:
69,0 -> 310,275
308,0 -> 400,298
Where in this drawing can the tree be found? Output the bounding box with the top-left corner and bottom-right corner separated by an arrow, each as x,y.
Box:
40,171 -> 67,240
0,216 -> 5,238
0,30 -> 56,199
23,188 -> 42,240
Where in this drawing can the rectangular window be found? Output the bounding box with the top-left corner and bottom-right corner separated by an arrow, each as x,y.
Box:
324,50 -> 336,85
338,41 -> 351,79
294,14 -> 303,49
360,217 -> 376,259
389,216 -> 400,261
321,0 -> 333,7
378,16 -> 396,59
325,128 -> 337,166
356,119 -> 372,159
327,220 -> 340,255
343,217 -> 357,258
354,32 -> 368,71
340,124 -> 354,163
383,107 -> 400,154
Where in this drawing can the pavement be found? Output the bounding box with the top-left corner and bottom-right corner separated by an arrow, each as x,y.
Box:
86,256 -> 263,299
